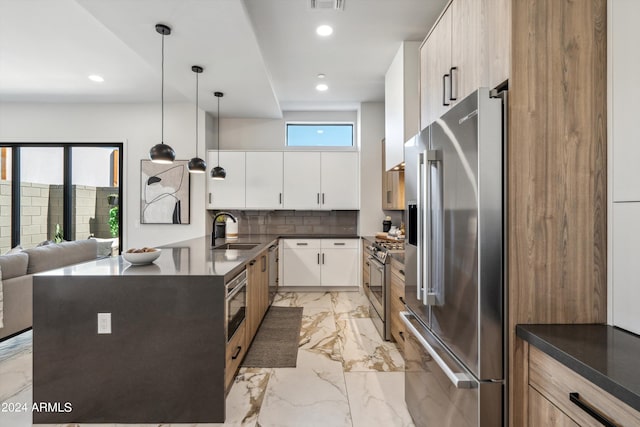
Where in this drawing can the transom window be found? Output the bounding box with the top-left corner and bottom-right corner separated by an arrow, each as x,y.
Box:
286,123 -> 354,148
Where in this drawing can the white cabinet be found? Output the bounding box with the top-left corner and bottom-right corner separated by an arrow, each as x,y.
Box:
612,203 -> 640,335
282,239 -> 322,286
281,238 -> 359,287
283,152 -> 321,209
245,152 -> 284,209
385,41 -> 420,170
320,152 -> 359,210
284,152 -> 359,210
611,0 -> 640,202
207,151 -> 245,209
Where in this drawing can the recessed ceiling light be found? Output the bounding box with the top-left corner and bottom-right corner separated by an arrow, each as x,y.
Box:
317,129 -> 324,134
88,75 -> 104,83
316,83 -> 329,91
317,73 -> 326,79
316,25 -> 333,36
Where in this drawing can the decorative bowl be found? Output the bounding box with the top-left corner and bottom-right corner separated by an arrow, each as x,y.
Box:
122,248 -> 161,265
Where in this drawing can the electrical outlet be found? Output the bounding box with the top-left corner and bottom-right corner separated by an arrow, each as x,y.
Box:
97,313 -> 111,334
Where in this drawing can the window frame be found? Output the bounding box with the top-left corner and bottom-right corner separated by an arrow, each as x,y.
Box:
284,121 -> 356,151
0,142 -> 124,253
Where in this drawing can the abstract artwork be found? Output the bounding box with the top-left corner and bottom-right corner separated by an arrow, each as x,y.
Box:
140,160 -> 190,224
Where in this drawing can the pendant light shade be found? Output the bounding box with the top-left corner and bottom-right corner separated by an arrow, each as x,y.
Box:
150,23 -> 176,164
211,91 -> 226,180
188,65 -> 207,173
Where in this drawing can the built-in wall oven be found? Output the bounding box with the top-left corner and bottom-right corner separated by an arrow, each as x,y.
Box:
364,243 -> 391,340
225,269 -> 247,342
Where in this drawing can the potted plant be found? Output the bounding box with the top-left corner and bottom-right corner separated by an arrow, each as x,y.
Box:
109,205 -> 119,237
107,194 -> 119,206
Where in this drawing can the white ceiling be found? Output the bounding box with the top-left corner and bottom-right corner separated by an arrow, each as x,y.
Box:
0,0 -> 447,118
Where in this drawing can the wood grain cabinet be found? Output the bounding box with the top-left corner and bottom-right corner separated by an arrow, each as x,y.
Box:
526,345 -> 640,426
381,139 -> 405,211
225,320 -> 246,392
247,249 -> 269,344
389,257 -> 406,353
385,41 -> 420,170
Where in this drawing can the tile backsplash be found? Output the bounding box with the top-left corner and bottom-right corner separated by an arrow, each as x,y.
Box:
215,210 -> 358,236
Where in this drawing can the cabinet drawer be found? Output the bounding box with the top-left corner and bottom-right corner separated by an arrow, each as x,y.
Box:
225,320 -> 247,392
282,239 -> 321,249
321,238 -> 359,249
529,346 -> 640,426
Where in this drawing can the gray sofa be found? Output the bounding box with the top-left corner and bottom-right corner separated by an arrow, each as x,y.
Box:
0,239 -> 98,340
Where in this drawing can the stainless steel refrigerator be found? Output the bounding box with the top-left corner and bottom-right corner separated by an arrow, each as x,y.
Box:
402,88 -> 505,426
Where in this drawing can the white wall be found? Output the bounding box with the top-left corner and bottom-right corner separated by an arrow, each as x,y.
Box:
0,102 -> 208,250
217,110 -> 358,150
358,102 -> 386,236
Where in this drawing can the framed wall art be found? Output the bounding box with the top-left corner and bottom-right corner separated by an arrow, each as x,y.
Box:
140,160 -> 190,224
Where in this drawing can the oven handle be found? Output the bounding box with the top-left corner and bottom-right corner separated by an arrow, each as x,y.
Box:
400,312 -> 474,389
226,278 -> 247,300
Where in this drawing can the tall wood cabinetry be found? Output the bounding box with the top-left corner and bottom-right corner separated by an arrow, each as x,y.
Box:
419,0 -> 607,425
247,249 -> 269,344
381,139 -> 404,210
609,0 -> 640,337
385,41 -> 420,170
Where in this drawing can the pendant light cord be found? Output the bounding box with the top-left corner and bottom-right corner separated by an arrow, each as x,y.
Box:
161,32 -> 165,145
195,71 -> 199,157
217,95 -> 221,167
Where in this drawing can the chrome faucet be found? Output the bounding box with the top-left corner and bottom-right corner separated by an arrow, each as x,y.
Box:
211,212 -> 237,247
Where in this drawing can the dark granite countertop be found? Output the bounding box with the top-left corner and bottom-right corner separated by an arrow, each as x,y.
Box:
39,234 -> 361,282
516,324 -> 640,412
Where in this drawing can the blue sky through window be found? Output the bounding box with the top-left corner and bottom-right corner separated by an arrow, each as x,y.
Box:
286,124 -> 353,147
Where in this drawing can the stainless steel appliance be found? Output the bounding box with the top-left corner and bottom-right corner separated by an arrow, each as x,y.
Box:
267,243 -> 279,304
225,269 -> 247,342
402,87 -> 506,426
363,240 -> 404,340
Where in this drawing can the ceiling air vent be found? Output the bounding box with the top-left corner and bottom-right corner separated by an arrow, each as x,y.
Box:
310,0 -> 345,10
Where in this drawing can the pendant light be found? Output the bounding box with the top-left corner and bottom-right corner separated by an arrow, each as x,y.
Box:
149,24 -> 176,164
211,91 -> 226,180
188,65 -> 206,173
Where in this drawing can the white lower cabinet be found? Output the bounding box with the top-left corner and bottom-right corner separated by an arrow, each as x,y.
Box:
282,238 -> 359,287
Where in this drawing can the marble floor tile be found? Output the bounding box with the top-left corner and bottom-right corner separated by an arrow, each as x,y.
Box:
258,350 -> 352,427
345,372 -> 414,427
287,292 -> 334,310
337,318 -> 404,372
331,291 -> 370,319
222,367 -> 272,427
299,308 -> 341,362
271,292 -> 293,307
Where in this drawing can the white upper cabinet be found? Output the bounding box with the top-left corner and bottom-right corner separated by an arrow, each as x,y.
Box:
245,152 -> 284,209
283,152 -> 322,209
320,152 -> 359,210
385,41 -> 420,170
207,151 -> 246,209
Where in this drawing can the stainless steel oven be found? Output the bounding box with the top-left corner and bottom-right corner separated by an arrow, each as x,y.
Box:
225,269 -> 247,342
364,244 -> 391,340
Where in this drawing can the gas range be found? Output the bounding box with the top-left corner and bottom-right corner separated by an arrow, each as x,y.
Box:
365,240 -> 405,264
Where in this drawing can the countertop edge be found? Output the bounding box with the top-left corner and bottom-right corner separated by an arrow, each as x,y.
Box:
516,324 -> 640,413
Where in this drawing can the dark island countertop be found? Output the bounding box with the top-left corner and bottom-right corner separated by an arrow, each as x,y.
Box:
516,324 -> 640,412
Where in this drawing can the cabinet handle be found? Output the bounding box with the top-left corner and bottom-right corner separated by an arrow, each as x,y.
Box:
449,67 -> 457,101
322,193 -> 325,204
334,242 -> 345,246
569,393 -> 617,427
322,253 -> 325,264
399,269 -> 405,276
296,242 -> 308,246
399,296 -> 405,304
261,255 -> 266,272
442,74 -> 450,106
365,261 -> 370,267
208,193 -> 212,204
231,346 -> 242,360
399,331 -> 405,341
317,193 -> 320,204
387,190 -> 391,204
317,253 -> 320,264
250,260 -> 256,266
279,193 -> 282,204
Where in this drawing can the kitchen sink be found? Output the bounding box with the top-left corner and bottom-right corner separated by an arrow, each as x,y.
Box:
213,243 -> 259,250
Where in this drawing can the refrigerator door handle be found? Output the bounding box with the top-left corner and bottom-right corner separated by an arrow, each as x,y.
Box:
400,312 -> 474,389
424,149 -> 442,306
417,153 -> 424,301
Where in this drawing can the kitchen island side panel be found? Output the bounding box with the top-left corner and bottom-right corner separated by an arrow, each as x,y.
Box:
32,275 -> 226,424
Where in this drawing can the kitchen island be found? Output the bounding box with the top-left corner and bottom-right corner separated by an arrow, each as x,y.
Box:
32,235 -> 277,424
